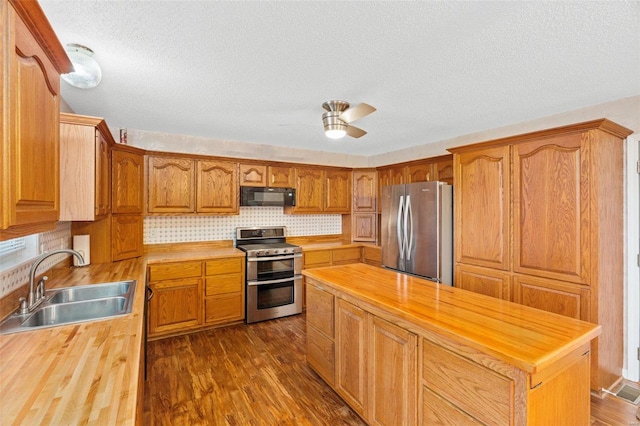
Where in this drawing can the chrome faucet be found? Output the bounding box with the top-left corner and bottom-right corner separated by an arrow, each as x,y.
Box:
23,249 -> 85,312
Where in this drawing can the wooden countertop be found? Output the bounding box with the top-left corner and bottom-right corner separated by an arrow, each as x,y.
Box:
146,246 -> 244,264
0,258 -> 147,425
303,263 -> 601,375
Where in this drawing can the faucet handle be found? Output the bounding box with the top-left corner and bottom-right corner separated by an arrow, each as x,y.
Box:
17,297 -> 28,315
37,276 -> 48,299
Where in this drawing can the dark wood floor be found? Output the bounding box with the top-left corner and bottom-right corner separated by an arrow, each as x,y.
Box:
144,313 -> 639,425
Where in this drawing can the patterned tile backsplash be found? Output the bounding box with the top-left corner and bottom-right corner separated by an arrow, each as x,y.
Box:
145,207 -> 342,244
0,222 -> 72,298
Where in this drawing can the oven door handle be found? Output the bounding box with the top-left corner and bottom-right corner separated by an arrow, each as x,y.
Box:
247,276 -> 301,286
247,253 -> 302,262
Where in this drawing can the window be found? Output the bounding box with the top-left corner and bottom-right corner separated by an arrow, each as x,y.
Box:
0,235 -> 38,272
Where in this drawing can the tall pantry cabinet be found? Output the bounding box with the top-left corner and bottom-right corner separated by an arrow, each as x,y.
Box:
449,119 -> 632,393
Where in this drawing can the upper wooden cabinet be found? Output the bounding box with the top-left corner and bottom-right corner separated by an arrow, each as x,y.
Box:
59,114 -> 113,221
433,158 -> 454,185
449,119 -> 633,392
406,162 -> 433,183
285,167 -> 351,214
324,170 -> 351,213
239,164 -> 293,188
352,170 -> 377,212
0,1 -> 72,240
197,160 -> 238,214
454,145 -> 510,271
147,156 -> 196,213
112,148 -> 144,214
147,155 -> 239,215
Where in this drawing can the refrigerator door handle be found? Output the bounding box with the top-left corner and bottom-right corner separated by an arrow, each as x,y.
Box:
405,195 -> 413,260
397,195 -> 405,259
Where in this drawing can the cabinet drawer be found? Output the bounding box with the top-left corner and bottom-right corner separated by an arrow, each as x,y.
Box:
205,293 -> 244,324
205,274 -> 243,296
422,339 -> 512,426
307,325 -> 334,386
332,247 -> 361,265
205,257 -> 243,276
148,261 -> 202,281
422,386 -> 483,425
304,250 -> 331,268
307,283 -> 334,338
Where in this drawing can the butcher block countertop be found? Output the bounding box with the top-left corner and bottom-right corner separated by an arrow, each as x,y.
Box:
0,258 -> 148,425
303,263 -> 601,375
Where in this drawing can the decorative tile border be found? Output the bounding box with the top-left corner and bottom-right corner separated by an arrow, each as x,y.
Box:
145,207 -> 342,244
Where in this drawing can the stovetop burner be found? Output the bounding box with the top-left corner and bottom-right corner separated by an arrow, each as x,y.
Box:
235,226 -> 301,257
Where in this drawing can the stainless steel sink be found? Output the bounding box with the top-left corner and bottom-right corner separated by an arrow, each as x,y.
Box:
47,281 -> 132,304
0,280 -> 136,335
21,297 -> 128,327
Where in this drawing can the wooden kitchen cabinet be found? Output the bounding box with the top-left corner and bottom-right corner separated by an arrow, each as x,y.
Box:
239,163 -> 267,186
147,156 -> 196,213
455,264 -> 511,300
335,298 -> 367,417
0,1 -> 72,240
112,148 -> 144,214
306,284 -> 335,385
406,161 -> 433,183
204,257 -> 245,325
111,215 -> 144,261
433,158 -> 454,185
352,213 -> 376,242
352,170 -> 377,242
449,119 -> 632,392
324,170 -> 351,213
286,168 -> 324,213
148,261 -> 203,337
454,144 -> 511,271
197,160 -> 238,214
239,164 -> 292,188
268,165 -> 293,188
59,113 -> 113,221
377,165 -> 406,213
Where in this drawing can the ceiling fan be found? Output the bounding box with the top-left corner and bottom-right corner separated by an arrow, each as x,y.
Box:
322,100 -> 376,139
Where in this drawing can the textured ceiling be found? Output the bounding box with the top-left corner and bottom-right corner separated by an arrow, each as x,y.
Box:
39,1 -> 640,156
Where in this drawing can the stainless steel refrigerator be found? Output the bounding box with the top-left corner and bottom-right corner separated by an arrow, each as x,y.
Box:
381,181 -> 453,285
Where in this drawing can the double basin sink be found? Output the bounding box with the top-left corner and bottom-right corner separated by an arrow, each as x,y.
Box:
0,280 -> 136,335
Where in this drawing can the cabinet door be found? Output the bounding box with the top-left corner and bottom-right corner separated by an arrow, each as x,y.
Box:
239,164 -> 267,187
434,158 -> 454,185
407,162 -> 433,183
4,11 -> 61,229
95,131 -> 111,216
352,213 -> 377,242
197,160 -> 238,214
290,168 -> 324,213
455,264 -> 511,301
325,170 -> 351,213
304,250 -> 332,268
306,284 -> 335,385
368,315 -> 417,426
59,123 -> 97,221
112,150 -> 144,214
147,157 -> 195,213
454,146 -> 510,270
353,170 -> 377,212
512,274 -> 590,320
335,299 -> 367,416
512,134 -> 588,284
149,278 -> 202,335
332,247 -> 362,265
112,215 -> 144,261
268,165 -> 293,188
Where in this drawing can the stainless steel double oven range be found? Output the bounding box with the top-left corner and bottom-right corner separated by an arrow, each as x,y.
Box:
235,226 -> 303,323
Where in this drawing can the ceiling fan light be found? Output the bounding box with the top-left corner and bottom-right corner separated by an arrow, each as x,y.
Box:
325,128 -> 347,139
61,43 -> 102,89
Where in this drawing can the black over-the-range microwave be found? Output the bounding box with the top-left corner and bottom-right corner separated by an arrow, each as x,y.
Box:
240,186 -> 296,207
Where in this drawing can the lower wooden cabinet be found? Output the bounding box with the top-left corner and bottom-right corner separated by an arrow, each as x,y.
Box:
307,283 -> 417,425
204,258 -> 245,325
352,213 -> 377,242
512,274 -> 590,320
148,256 -> 245,338
148,260 -> 203,336
455,264 -> 511,300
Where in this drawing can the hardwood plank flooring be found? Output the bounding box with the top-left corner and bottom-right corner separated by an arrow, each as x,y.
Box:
144,313 -> 639,425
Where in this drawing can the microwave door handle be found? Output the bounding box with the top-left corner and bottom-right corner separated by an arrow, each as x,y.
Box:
405,195 -> 413,261
397,195 -> 405,260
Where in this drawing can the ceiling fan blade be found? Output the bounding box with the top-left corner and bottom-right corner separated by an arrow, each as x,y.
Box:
340,103 -> 376,123
346,125 -> 367,138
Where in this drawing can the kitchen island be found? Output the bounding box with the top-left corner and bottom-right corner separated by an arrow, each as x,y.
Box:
303,263 -> 601,425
